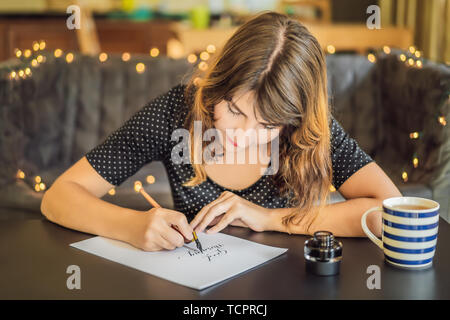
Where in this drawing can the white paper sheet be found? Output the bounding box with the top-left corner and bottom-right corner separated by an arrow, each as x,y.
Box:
70,232 -> 288,290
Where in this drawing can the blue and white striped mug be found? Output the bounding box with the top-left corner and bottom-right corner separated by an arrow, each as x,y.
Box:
361,197 -> 439,270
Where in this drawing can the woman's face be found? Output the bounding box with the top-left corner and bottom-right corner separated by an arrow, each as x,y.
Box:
213,90 -> 282,151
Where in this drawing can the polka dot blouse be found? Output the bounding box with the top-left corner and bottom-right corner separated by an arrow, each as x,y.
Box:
85,84 -> 374,217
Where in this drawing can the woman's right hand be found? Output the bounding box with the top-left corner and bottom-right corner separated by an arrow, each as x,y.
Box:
128,207 -> 194,252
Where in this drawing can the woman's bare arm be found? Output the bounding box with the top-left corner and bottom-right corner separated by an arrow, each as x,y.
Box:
40,156 -> 141,243
268,162 -> 402,237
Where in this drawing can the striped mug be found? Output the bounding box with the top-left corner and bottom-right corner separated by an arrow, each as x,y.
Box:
361,197 -> 439,270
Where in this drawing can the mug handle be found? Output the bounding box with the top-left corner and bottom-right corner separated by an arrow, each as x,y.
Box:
361,207 -> 384,249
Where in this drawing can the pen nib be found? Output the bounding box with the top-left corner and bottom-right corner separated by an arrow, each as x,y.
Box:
192,230 -> 203,253
196,240 -> 203,253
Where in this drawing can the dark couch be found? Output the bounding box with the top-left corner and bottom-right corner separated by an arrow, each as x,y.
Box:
0,50 -> 449,222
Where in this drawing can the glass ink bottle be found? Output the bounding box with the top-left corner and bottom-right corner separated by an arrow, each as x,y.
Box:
304,231 -> 343,276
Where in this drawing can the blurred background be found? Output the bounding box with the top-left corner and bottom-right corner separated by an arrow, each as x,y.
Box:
0,0 -> 448,63
0,1 -> 448,223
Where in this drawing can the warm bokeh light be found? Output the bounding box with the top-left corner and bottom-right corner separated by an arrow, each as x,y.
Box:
25,68 -> 31,75
36,55 -> 44,63
198,61 -> 208,71
200,51 -> 210,61
122,52 -> 130,61
31,59 -> 38,67
18,70 -> 24,78
16,169 -> 25,179
193,77 -> 201,86
24,49 -> 32,58
409,132 -> 420,139
39,182 -> 46,191
402,171 -> 408,182
438,116 -> 447,126
413,157 -> 419,168
206,44 -> 216,53
134,181 -> 143,192
34,184 -> 41,192
66,52 -> 74,63
54,49 -> 63,58
326,45 -> 335,54
187,54 -> 197,63
136,62 -> 145,73
408,58 -> 414,66
367,54 -> 376,63
39,41 -> 46,50
150,48 -> 160,57
146,175 -> 155,184
108,188 -> 116,195
35,176 -> 41,183
383,46 -> 391,54
99,52 -> 108,62
400,54 -> 406,62
15,49 -> 22,58
32,41 -> 40,51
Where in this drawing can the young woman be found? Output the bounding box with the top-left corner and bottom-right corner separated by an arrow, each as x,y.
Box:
41,12 -> 401,252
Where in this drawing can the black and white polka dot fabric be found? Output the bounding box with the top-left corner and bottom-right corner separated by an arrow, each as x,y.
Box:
330,115 -> 374,190
85,84 -> 373,217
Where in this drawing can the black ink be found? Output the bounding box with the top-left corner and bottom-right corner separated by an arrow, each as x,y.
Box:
180,243 -> 228,262
205,248 -> 228,262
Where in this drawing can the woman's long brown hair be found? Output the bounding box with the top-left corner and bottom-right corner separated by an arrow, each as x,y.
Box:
182,11 -> 333,234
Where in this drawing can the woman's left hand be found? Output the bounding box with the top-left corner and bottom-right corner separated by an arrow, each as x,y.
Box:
190,191 -> 272,234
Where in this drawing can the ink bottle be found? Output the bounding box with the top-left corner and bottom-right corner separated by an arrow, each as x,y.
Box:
304,231 -> 343,276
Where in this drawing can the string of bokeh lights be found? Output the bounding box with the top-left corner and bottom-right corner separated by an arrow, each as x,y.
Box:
6,40 -> 448,193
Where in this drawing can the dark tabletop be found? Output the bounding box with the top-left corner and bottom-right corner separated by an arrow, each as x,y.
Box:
0,215 -> 449,300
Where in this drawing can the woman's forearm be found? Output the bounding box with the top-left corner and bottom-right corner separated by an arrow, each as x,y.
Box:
267,197 -> 384,237
41,180 -> 140,243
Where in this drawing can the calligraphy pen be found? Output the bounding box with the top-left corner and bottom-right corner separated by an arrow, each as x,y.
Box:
134,182 -> 203,253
